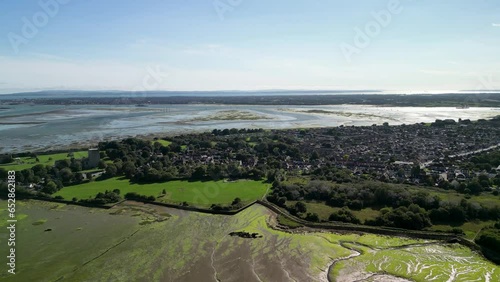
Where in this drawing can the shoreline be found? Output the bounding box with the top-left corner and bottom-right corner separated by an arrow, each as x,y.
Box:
2,112 -> 499,154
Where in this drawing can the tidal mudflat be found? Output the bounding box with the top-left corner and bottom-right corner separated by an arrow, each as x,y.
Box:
0,104 -> 498,153
1,200 -> 498,282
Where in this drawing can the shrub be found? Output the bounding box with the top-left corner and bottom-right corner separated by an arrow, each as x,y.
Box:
305,212 -> 319,222
329,207 -> 361,224
451,228 -> 464,235
79,190 -> 121,205
124,192 -> 155,202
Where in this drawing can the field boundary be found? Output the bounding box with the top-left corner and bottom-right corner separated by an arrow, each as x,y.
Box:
11,195 -> 461,238
11,196 -> 488,259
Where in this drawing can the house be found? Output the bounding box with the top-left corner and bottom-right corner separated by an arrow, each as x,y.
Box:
455,172 -> 466,182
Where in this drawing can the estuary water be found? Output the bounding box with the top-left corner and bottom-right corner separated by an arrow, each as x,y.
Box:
0,104 -> 498,153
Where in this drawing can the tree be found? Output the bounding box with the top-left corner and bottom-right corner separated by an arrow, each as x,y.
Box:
310,151 -> 320,160
329,207 -> 360,224
411,165 -> 421,178
0,155 -> 13,164
105,163 -> 118,177
305,212 -> 319,222
42,181 -> 58,194
468,180 -> 483,194
373,205 -> 432,230
59,168 -> 74,185
232,197 -> 241,206
476,229 -> 500,253
32,164 -> 48,178
98,160 -> 107,169
113,159 -> 123,173
277,196 -> 287,207
55,159 -> 71,169
20,169 -> 35,184
295,201 -> 307,213
191,166 -> 207,180
122,161 -> 136,178
74,173 -> 84,183
0,168 -> 7,179
70,159 -> 82,172
99,151 -> 107,158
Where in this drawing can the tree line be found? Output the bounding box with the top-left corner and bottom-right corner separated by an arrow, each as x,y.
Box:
267,180 -> 500,230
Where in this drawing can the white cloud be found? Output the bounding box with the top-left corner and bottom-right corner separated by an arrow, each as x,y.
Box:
181,44 -> 229,56
492,23 -> 500,27
419,69 -> 472,76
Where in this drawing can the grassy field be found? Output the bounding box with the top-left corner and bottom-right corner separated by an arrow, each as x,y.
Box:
403,184 -> 500,208
429,220 -> 496,240
287,201 -> 336,220
289,200 -> 495,238
287,201 -> 380,223
153,139 -> 172,146
277,214 -> 303,228
0,150 -> 88,171
54,177 -> 270,207
289,181 -> 500,210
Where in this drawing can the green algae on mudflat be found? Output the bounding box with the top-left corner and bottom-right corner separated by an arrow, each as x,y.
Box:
2,200 -> 498,282
335,242 -> 500,281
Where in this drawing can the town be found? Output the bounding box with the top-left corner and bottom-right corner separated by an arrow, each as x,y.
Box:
2,117 -> 499,195
162,117 -> 500,190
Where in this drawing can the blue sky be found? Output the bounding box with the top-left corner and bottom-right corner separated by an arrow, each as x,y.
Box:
0,0 -> 499,93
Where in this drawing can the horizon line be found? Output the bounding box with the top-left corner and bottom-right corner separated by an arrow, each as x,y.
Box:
2,89 -> 500,96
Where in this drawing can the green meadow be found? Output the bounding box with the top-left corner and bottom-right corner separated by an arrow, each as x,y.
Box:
54,177 -> 270,207
287,200 -> 499,239
0,150 -> 88,171
153,139 -> 172,146
287,201 -> 380,223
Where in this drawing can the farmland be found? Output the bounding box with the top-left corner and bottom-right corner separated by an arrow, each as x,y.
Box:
0,150 -> 87,171
54,177 -> 270,207
1,200 -> 498,282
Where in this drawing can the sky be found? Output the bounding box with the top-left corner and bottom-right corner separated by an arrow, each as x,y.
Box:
0,0 -> 499,94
